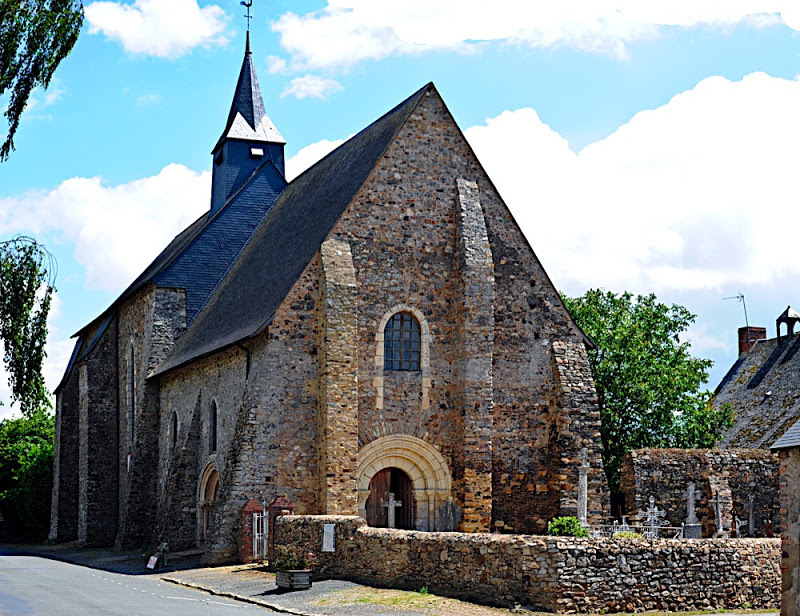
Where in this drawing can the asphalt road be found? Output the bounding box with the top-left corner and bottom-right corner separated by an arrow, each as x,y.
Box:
0,555 -> 279,615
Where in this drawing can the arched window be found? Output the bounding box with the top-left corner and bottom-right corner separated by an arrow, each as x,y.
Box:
126,345 -> 135,457
209,401 -> 217,453
171,411 -> 179,452
384,312 -> 421,371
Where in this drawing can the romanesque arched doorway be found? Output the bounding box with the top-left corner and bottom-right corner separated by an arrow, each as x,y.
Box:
357,435 -> 452,531
198,464 -> 219,544
365,467 -> 414,529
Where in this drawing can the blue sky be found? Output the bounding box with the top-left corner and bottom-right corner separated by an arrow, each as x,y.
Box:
1,0 -> 800,418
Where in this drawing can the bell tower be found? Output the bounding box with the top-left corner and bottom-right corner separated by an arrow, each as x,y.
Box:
210,31 -> 286,214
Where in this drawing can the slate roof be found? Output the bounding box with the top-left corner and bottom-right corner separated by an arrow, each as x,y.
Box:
771,418 -> 800,450
715,333 -> 800,448
212,32 -> 284,153
152,83 -> 431,377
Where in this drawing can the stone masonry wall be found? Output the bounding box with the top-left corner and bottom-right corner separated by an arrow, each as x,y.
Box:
77,317 -> 119,546
276,515 -> 779,614
327,86 -> 606,534
779,448 -> 800,616
620,448 -> 779,537
50,370 -> 79,542
116,285 -> 186,548
196,257 -> 322,563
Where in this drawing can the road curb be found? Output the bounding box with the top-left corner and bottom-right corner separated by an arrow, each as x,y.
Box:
161,576 -> 323,616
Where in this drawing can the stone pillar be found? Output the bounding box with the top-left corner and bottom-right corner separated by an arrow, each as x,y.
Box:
77,322 -> 120,547
317,239 -> 359,515
239,498 -> 265,563
454,178 -> 494,532
49,380 -> 80,543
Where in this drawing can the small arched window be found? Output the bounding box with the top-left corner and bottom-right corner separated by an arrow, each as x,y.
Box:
384,312 -> 421,371
126,345 -> 135,456
209,401 -> 218,453
171,411 -> 179,452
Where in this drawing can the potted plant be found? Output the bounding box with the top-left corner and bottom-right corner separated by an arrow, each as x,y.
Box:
273,545 -> 314,590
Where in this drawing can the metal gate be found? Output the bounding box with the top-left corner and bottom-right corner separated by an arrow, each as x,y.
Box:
252,511 -> 267,561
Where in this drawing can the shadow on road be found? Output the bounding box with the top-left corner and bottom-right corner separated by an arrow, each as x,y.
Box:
0,542 -> 206,576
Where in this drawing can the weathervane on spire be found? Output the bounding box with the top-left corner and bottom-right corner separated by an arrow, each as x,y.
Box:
241,0 -> 253,32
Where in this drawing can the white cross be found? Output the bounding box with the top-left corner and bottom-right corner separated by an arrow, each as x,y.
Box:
381,492 -> 403,528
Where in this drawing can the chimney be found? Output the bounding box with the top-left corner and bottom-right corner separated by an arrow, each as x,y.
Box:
738,326 -> 766,356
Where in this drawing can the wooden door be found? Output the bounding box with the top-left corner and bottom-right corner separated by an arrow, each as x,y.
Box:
365,468 -> 414,529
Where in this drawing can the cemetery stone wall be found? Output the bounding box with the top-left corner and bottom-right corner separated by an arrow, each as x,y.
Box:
620,448 -> 778,536
275,515 -> 780,613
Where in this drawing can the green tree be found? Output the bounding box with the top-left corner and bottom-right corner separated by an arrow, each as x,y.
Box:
0,410 -> 54,539
0,236 -> 55,416
562,289 -> 733,493
0,0 -> 84,160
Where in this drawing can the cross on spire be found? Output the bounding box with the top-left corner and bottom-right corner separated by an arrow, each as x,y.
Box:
241,0 -> 253,32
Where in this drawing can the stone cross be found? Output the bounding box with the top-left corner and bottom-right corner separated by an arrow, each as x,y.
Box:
577,447 -> 589,524
713,491 -> 726,537
643,496 -> 667,539
684,482 -> 702,538
748,495 -> 755,537
381,492 -> 402,529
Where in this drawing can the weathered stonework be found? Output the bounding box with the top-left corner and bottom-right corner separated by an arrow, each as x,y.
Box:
52,82 -> 607,560
620,448 -> 779,537
317,239 -> 359,515
276,515 -> 780,613
779,448 -> 800,616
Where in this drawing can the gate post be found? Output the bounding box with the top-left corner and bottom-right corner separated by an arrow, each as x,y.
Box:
239,498 -> 265,563
267,494 -> 294,564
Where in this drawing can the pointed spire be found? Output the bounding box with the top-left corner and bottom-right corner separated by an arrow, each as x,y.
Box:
212,33 -> 284,153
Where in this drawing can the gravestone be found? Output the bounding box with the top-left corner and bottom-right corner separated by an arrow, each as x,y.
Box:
683,482 -> 702,539
437,498 -> 462,532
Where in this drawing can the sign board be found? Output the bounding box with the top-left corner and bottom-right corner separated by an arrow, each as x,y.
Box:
146,556 -> 158,570
322,523 -> 335,552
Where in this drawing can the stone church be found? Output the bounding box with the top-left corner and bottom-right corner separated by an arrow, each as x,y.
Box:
49,34 -> 607,563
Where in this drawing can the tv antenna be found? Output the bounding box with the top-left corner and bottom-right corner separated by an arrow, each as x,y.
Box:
724,292 -> 750,329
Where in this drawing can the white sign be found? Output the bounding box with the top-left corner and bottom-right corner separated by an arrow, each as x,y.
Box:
146,556 -> 158,569
322,524 -> 335,552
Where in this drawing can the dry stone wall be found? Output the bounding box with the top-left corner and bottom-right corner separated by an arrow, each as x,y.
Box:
276,515 -> 779,613
620,448 -> 779,537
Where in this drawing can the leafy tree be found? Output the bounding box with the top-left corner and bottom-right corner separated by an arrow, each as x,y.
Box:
0,236 -> 55,416
0,0 -> 84,160
562,289 -> 733,493
0,410 -> 54,539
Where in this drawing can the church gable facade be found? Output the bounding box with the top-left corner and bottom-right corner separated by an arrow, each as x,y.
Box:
50,42 -> 607,562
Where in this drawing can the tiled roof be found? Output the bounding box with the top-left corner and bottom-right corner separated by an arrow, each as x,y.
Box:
152,83 -> 431,377
715,333 -> 800,448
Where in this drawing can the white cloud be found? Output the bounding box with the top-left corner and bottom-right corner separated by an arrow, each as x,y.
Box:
270,1 -> 800,70
463,71 -> 800,297
136,93 -> 162,105
0,164 -> 210,290
285,137 -> 347,181
85,0 -> 229,58
281,75 -> 343,100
